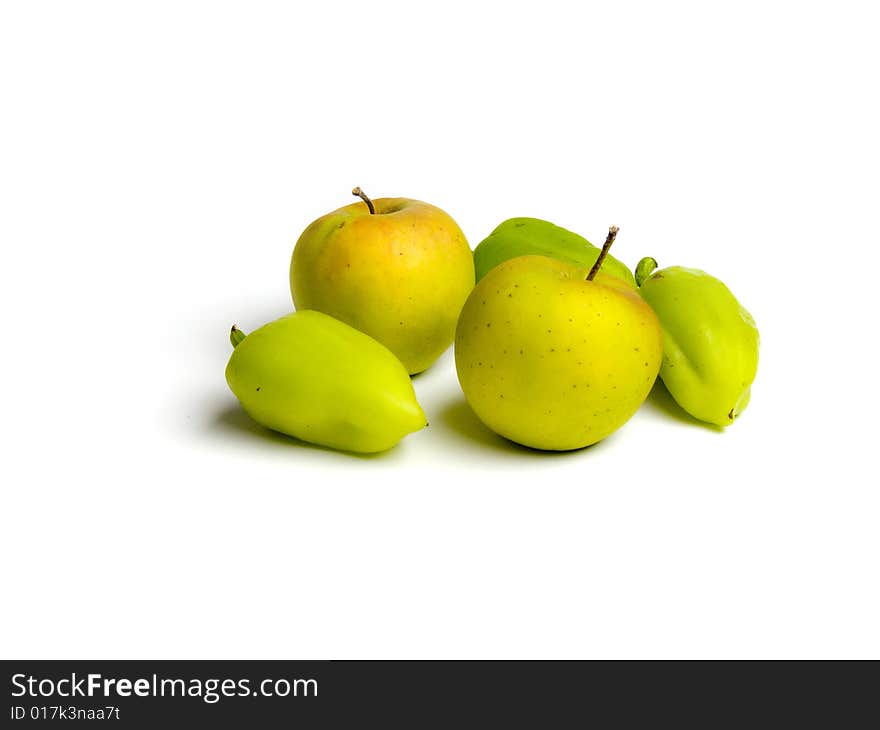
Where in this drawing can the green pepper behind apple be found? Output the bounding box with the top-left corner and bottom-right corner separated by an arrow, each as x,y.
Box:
473,217 -> 636,286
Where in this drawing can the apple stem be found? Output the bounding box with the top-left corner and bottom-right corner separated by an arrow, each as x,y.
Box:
635,257 -> 658,287
230,324 -> 247,348
586,226 -> 620,281
351,186 -> 375,215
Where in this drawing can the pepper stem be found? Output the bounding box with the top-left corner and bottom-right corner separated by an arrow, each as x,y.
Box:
635,257 -> 659,287
230,324 -> 247,348
586,226 -> 620,281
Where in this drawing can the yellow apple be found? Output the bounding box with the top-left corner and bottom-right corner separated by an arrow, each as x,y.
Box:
454,229 -> 662,450
290,188 -> 475,374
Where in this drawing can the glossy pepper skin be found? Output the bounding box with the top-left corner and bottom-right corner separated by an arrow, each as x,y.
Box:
225,311 -> 427,453
473,217 -> 636,287
636,260 -> 759,426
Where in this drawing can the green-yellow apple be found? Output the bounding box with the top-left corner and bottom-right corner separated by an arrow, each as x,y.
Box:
290,188 -> 475,374
454,228 -> 663,450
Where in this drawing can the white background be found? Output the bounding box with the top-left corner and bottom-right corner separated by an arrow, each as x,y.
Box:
2,1 -> 878,659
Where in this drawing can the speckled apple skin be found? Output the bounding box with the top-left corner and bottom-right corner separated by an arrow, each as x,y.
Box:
455,255 -> 662,450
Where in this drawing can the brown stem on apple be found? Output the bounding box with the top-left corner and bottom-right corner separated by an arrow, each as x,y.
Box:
351,186 -> 375,214
586,226 -> 620,281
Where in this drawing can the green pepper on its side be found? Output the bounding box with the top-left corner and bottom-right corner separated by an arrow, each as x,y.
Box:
636,259 -> 759,426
